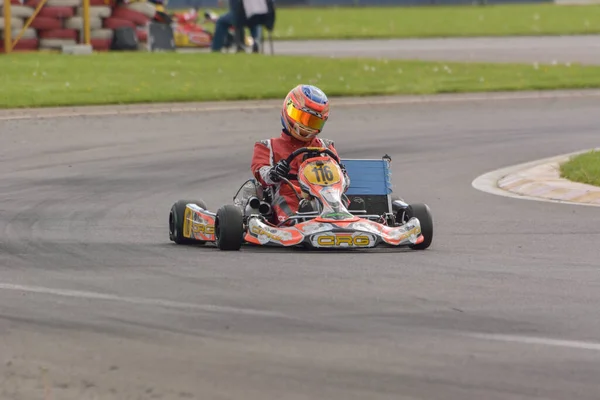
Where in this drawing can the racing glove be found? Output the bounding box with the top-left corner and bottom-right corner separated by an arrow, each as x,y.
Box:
339,162 -> 351,191
269,159 -> 291,183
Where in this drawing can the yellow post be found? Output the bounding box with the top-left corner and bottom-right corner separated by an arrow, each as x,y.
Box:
82,0 -> 90,45
3,0 -> 12,54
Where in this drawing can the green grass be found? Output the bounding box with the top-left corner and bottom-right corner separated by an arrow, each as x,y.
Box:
264,4 -> 600,39
2,52 -> 600,108
560,150 -> 600,187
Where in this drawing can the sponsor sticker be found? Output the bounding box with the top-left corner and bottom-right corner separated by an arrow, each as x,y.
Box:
310,232 -> 375,248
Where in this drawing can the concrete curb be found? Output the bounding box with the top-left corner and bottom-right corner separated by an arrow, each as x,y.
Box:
498,151 -> 600,205
2,89 -> 600,121
472,148 -> 600,207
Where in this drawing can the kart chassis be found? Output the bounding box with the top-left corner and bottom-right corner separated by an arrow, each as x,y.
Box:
169,152 -> 433,251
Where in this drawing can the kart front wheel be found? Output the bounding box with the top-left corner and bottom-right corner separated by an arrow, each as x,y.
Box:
215,204 -> 244,251
406,203 -> 433,250
169,199 -> 208,245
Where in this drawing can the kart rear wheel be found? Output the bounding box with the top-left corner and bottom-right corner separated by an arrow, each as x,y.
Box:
391,194 -> 407,213
169,199 -> 208,245
406,203 -> 433,250
215,204 -> 244,251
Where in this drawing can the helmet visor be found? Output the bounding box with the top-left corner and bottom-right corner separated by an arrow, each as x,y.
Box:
286,103 -> 326,132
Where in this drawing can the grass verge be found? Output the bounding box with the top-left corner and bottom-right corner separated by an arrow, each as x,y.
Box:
260,4 -> 600,39
560,150 -> 600,187
2,52 -> 600,108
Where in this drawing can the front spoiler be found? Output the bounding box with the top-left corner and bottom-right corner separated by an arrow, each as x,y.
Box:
244,215 -> 423,249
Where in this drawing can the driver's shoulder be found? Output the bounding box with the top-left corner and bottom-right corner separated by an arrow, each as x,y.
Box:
255,138 -> 273,147
317,138 -> 335,148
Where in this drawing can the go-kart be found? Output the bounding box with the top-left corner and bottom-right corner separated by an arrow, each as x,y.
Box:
168,8 -> 254,49
168,147 -> 433,251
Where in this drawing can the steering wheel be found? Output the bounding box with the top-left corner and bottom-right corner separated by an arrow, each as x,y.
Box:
284,147 -> 341,166
278,147 -> 342,202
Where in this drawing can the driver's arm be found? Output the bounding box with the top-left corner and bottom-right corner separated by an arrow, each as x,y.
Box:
251,141 -> 278,186
322,139 -> 343,167
326,142 -> 351,191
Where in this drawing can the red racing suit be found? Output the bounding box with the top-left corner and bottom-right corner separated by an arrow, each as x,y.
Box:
251,130 -> 343,223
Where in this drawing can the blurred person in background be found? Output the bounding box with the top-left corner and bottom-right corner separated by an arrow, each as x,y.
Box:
211,0 -> 262,53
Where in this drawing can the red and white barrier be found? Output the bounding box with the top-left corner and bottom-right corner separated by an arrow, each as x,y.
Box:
1,0 -> 157,52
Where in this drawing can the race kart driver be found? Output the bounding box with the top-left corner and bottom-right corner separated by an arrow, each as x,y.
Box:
251,84 -> 350,224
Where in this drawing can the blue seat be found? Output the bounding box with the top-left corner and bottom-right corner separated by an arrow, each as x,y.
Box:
341,158 -> 393,196
341,158 -> 393,215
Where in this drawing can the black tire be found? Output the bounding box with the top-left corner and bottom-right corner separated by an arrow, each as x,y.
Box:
391,194 -> 405,213
406,203 -> 433,250
215,204 -> 244,251
169,199 -> 208,245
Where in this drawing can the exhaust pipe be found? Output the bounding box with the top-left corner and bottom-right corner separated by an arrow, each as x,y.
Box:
245,196 -> 261,215
245,197 -> 271,216
248,197 -> 260,209
259,201 -> 271,215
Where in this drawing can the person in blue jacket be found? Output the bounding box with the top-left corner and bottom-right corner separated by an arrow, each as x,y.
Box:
211,0 -> 261,53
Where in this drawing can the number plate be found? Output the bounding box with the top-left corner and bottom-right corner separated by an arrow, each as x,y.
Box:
302,160 -> 341,186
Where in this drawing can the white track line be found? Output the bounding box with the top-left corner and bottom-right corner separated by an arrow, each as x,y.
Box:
2,89 -> 600,121
4,284 -> 600,352
465,333 -> 600,351
471,148 -> 600,208
0,282 -> 290,319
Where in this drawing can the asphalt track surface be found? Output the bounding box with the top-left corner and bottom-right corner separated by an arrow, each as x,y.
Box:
273,35 -> 600,64
2,90 -> 600,399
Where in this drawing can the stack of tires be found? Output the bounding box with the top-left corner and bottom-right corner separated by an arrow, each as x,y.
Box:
84,0 -> 116,51
29,0 -> 114,51
104,1 -> 156,50
0,0 -> 115,52
1,0 -> 158,52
